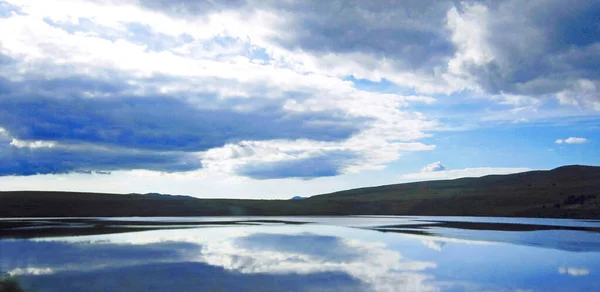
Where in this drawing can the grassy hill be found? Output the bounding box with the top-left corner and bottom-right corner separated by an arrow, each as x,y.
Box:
309,165 -> 600,218
1,165 -> 599,218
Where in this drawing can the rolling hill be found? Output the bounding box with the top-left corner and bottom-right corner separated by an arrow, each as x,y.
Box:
1,165 -> 599,218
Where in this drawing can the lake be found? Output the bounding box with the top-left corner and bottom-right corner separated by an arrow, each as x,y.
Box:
2,216 -> 600,291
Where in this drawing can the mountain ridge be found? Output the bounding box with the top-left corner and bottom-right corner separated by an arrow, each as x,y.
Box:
310,165 -> 599,199
1,165 -> 599,218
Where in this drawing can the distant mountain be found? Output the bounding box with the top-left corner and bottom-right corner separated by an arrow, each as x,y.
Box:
290,196 -> 307,200
1,165 -> 599,218
138,192 -> 196,199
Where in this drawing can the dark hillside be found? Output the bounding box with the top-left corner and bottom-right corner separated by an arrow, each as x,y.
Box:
1,165 -> 599,218
309,165 -> 600,218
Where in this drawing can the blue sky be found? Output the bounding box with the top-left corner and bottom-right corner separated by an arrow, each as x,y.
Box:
0,0 -> 598,198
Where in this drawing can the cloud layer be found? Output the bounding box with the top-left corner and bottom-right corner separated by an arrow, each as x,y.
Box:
0,0 -> 597,179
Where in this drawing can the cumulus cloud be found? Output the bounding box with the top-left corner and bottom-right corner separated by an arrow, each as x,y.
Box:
0,134 -> 202,176
10,138 -> 56,149
0,0 -> 597,181
555,137 -> 588,144
559,267 -> 590,276
201,139 -> 435,179
444,1 -> 600,108
7,267 -> 54,276
2,0 -> 597,102
0,1 -> 438,178
421,161 -> 446,172
0,69 -> 433,177
237,151 -> 358,180
0,90 -> 359,152
422,240 -> 446,252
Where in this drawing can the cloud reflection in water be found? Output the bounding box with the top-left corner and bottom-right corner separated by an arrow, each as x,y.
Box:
1,227 -> 437,292
3,220 -> 600,292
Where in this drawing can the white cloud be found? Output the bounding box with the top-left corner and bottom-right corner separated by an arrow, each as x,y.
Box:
556,79 -> 600,111
441,1 -> 600,112
8,267 -> 54,276
558,267 -> 590,276
422,240 -> 446,252
565,137 -> 588,144
421,161 -> 446,172
4,0 -> 597,109
400,167 -> 531,181
445,3 -> 494,85
555,137 -> 587,144
10,138 -> 57,149
0,0 -> 440,178
201,138 -> 435,177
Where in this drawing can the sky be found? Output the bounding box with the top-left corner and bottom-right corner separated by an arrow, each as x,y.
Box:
0,0 -> 598,199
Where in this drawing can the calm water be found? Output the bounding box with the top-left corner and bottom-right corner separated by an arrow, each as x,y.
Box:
2,216 -> 600,291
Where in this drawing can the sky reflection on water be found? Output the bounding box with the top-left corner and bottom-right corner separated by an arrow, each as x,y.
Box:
2,217 -> 600,292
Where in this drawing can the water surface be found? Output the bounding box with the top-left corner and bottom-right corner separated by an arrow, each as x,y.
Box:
2,216 -> 600,291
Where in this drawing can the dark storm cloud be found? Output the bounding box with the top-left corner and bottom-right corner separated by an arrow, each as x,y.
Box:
4,0 -> 596,179
266,0 -> 600,99
0,139 -> 202,176
237,151 -> 357,179
0,76 -> 363,153
267,0 -> 458,71
0,42 -> 369,177
135,0 -> 458,71
139,0 -> 248,18
451,0 -> 600,98
145,0 -> 599,102
0,96 -> 360,151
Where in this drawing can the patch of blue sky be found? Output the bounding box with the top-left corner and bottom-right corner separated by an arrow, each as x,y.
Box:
407,123 -> 600,173
43,17 -> 121,41
0,1 -> 23,18
344,76 -> 417,95
248,46 -> 271,63
42,17 -> 195,53
342,74 -> 600,175
124,23 -> 194,52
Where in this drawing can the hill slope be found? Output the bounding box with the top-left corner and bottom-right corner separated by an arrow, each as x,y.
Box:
310,165 -> 600,218
1,165 -> 599,218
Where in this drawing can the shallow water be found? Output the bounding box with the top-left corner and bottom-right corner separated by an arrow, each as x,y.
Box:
2,216 -> 600,291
